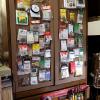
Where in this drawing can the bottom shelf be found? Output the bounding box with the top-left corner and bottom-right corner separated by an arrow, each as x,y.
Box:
15,80 -> 87,100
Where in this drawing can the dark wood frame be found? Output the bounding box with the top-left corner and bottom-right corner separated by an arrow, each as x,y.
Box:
8,0 -> 55,93
8,0 -> 88,99
55,0 -> 87,85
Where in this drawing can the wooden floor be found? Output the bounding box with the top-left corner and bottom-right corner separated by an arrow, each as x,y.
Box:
2,87 -> 13,100
0,78 -> 13,100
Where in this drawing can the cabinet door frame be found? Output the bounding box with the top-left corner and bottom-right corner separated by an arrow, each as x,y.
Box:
8,0 -> 55,92
54,0 -> 87,85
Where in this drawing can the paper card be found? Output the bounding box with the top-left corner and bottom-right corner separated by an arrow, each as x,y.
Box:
44,22 -> 50,31
32,61 -> 40,67
75,61 -> 83,76
69,51 -> 75,61
60,52 -> 68,63
39,24 -> 46,35
33,32 -> 39,42
78,35 -> 83,47
61,65 -> 69,78
27,31 -> 34,44
18,44 -> 28,56
59,29 -> 68,40
39,70 -> 46,82
79,48 -> 84,56
30,4 -> 40,18
17,58 -> 25,75
77,10 -> 84,23
23,0 -> 31,10
61,40 -> 67,51
45,71 -> 51,81
31,68 -> 38,76
39,57 -> 44,68
67,38 -> 75,48
16,10 -> 28,25
39,37 -> 45,49
76,0 -> 85,8
45,32 -> 52,44
32,56 -> 40,67
32,44 -> 40,55
40,49 -> 45,56
21,76 -> 30,86
44,59 -> 51,68
44,49 -> 51,58
16,0 -> 31,10
60,9 -> 67,23
17,29 -> 27,43
69,12 -> 76,22
28,46 -> 32,57
24,60 -> 31,74
30,76 -> 38,85
74,48 -> 80,57
79,24 -> 83,34
16,0 -> 23,9
68,24 -> 74,36
73,23 -> 80,33
41,5 -> 51,21
64,0 -> 76,8
69,61 -> 76,74
30,24 -> 40,32
42,9 -> 52,21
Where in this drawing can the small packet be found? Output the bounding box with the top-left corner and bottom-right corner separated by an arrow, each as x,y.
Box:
60,52 -> 68,63
18,44 -> 28,56
23,60 -> 31,74
32,44 -> 40,55
33,32 -> 39,42
44,59 -> 51,68
44,49 -> 51,58
61,40 -> 67,51
27,31 -> 34,44
59,29 -> 68,40
30,76 -> 38,85
61,65 -> 69,78
39,37 -> 45,49
45,70 -> 51,81
41,5 -> 52,21
39,70 -> 46,82
17,29 -> 27,43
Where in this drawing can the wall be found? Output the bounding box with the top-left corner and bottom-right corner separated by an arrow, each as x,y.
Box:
88,20 -> 100,35
0,0 -> 8,55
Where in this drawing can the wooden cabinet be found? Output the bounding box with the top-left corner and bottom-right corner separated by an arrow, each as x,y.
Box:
8,0 -> 87,99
